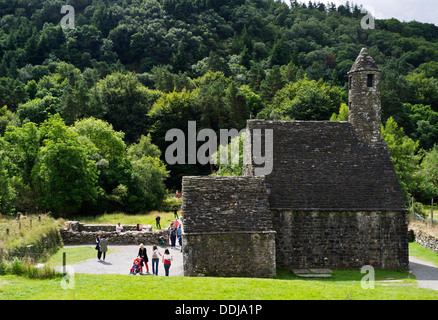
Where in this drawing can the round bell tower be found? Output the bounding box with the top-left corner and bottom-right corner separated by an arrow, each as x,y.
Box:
348,48 -> 382,145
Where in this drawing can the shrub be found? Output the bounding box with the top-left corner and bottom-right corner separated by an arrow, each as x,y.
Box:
2,257 -> 61,279
161,197 -> 182,211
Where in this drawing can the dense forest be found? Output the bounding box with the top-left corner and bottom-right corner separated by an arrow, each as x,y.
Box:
0,0 -> 438,217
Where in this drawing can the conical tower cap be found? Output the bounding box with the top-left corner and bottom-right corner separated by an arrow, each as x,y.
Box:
348,48 -> 380,74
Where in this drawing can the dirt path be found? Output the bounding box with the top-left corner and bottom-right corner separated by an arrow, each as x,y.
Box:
57,244 -> 183,277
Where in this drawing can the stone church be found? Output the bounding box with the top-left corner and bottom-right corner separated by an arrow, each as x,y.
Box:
181,48 -> 409,278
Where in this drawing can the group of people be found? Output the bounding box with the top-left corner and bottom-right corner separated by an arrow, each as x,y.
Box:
95,233 -> 108,261
131,244 -> 174,276
94,216 -> 182,276
169,219 -> 182,249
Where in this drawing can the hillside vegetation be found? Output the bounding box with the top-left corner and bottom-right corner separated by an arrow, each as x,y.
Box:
0,0 -> 438,217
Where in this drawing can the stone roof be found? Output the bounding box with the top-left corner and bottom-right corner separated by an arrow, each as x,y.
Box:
244,120 -> 407,211
348,47 -> 380,73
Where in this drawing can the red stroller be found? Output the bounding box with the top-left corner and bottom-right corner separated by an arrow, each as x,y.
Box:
129,258 -> 143,275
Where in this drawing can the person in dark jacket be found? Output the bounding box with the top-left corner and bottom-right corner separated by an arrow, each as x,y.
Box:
138,244 -> 150,274
155,214 -> 161,229
100,235 -> 108,261
95,233 -> 101,261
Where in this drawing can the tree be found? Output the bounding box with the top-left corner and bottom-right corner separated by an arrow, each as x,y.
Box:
259,77 -> 345,121
147,89 -> 206,187
17,95 -> 62,124
330,103 -> 349,121
97,72 -> 163,143
260,65 -> 285,102
0,105 -> 19,136
3,121 -> 41,213
414,145 -> 438,202
73,117 -> 126,162
127,134 -> 162,160
211,132 -> 245,176
405,72 -> 438,111
225,81 -> 249,129
32,114 -> 99,217
128,136 -> 168,212
270,37 -> 289,66
381,117 -> 420,201
0,137 -> 17,215
194,71 -> 231,130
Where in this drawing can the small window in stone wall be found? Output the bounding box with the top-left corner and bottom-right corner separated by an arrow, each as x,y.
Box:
367,74 -> 373,87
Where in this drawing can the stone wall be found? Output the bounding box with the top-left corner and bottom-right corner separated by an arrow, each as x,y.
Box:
66,221 -> 152,233
413,229 -> 438,253
183,231 -> 276,278
61,222 -> 167,245
182,176 -> 276,278
272,210 -> 409,270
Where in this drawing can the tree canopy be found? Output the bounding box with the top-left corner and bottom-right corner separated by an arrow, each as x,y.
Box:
1,0 -> 438,215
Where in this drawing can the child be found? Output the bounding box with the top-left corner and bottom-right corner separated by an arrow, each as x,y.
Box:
130,259 -> 141,275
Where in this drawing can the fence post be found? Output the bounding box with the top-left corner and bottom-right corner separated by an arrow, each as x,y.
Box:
432,199 -> 434,226
0,248 -> 3,264
411,197 -> 415,219
63,252 -> 67,275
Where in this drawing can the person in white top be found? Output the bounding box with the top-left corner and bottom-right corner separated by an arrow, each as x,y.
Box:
162,249 -> 173,276
151,245 -> 162,275
116,223 -> 123,232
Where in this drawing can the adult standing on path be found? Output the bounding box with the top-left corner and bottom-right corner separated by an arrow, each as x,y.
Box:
162,249 -> 173,276
138,244 -> 150,274
95,233 -> 101,261
177,224 -> 182,248
100,235 -> 108,261
151,245 -> 162,275
169,223 -> 177,249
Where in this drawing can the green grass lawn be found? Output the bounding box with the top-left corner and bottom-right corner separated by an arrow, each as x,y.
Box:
1,268 -> 437,300
409,241 -> 438,266
44,246 -> 121,267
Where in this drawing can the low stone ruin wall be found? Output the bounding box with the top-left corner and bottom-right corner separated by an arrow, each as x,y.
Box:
61,221 -> 167,245
413,229 -> 438,253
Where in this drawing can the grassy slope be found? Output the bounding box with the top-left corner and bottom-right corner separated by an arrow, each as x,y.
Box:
0,215 -> 60,250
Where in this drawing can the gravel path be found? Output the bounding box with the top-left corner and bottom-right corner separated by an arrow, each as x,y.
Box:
57,244 -> 183,277
409,256 -> 438,291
